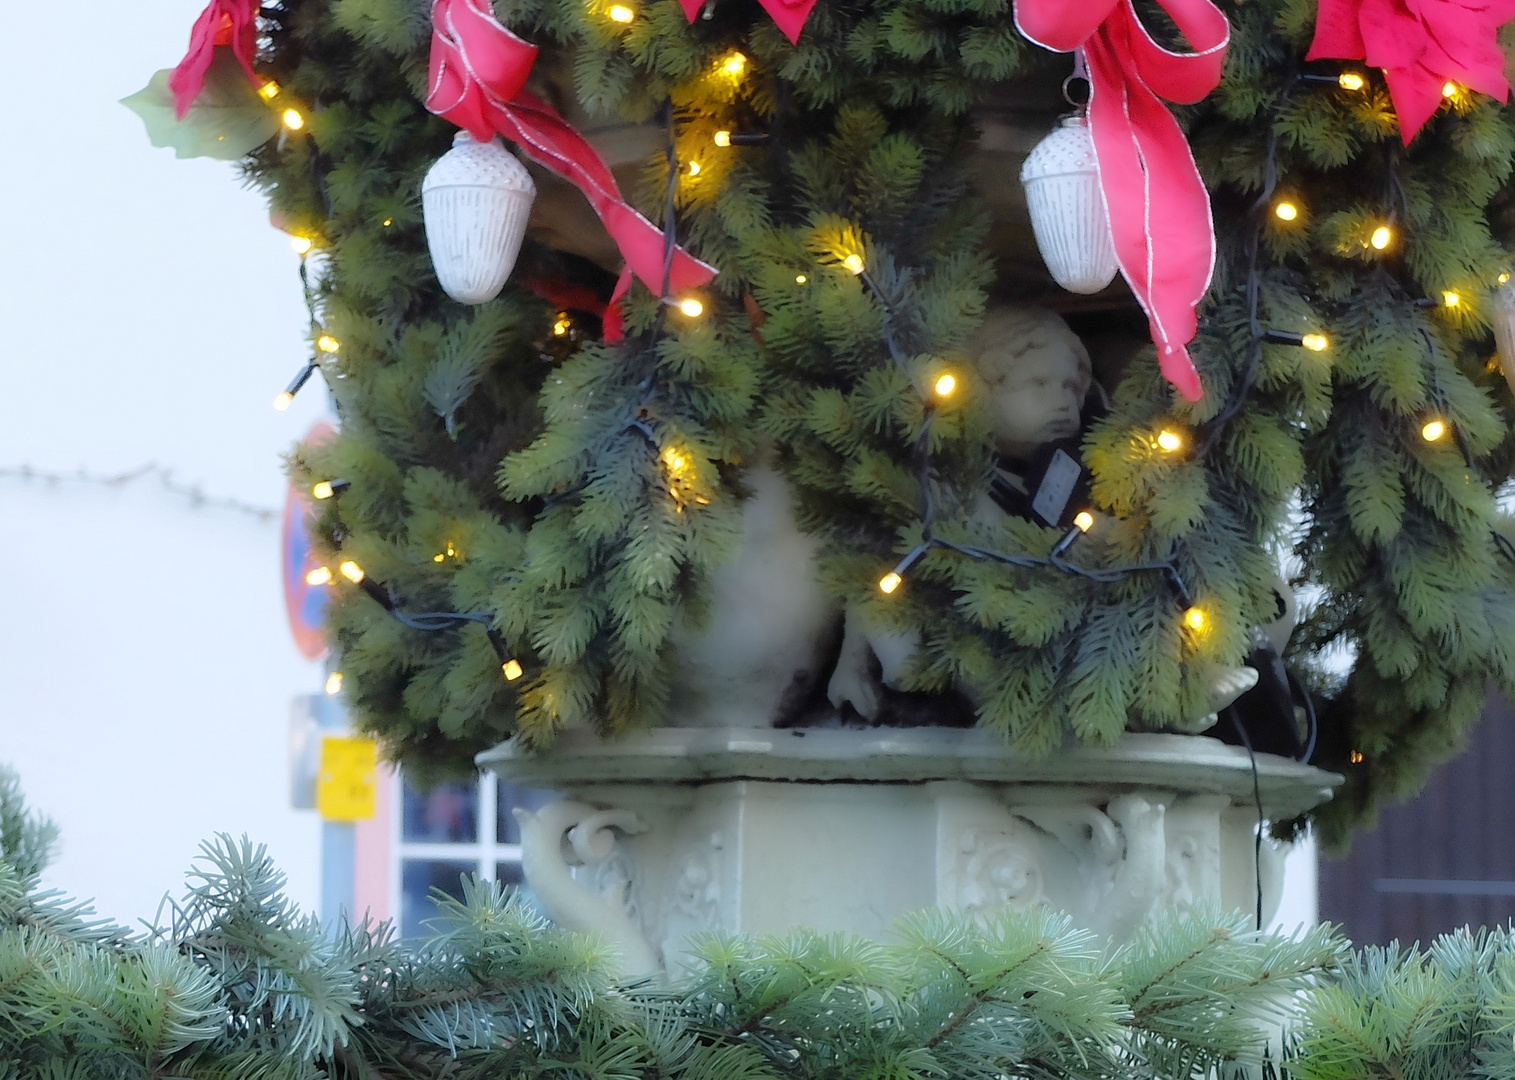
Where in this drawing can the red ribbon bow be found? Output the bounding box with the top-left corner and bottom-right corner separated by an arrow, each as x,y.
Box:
427,0 -> 717,301
1015,0 -> 1230,402
676,0 -> 817,44
1308,0 -> 1515,144
169,0 -> 261,118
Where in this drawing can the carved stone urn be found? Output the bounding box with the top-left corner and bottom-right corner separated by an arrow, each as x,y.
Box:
479,728 -> 1341,979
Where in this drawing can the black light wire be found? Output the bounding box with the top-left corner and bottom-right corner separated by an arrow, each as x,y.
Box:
853,265 -> 1195,605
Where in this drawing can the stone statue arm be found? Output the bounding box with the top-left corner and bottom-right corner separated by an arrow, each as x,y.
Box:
826,604 -> 920,720
513,801 -> 660,978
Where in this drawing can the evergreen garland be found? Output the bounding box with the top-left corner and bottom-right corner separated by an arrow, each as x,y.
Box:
233,0 -> 1515,840
0,772 -> 1346,1079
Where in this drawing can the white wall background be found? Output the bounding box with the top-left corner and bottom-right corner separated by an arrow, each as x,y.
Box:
0,0 -> 326,924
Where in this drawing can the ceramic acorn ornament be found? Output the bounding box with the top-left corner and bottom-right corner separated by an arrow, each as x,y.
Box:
1019,113 -> 1120,295
1493,279 -> 1515,399
422,131 -> 536,304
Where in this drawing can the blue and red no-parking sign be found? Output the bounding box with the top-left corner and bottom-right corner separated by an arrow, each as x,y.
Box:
281,421 -> 336,660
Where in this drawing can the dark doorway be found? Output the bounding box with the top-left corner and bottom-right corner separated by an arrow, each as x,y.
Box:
1318,690 -> 1515,945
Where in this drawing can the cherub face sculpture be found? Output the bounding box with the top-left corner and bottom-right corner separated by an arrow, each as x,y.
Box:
971,306 -> 1093,460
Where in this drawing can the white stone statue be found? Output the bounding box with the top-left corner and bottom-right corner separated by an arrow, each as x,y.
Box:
829,304 -> 1095,720
974,305 -> 1094,461
664,457 -> 840,727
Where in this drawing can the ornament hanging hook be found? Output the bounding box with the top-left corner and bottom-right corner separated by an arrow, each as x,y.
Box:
1062,49 -> 1091,114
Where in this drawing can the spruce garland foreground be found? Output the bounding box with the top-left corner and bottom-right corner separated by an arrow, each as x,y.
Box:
0,769 -> 1349,1079
157,0 -> 1515,843
15,768 -> 1515,1080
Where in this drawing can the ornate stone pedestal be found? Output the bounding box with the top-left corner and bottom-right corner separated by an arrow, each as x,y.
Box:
478,729 -> 1341,978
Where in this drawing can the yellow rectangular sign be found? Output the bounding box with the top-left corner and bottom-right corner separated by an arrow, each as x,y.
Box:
317,736 -> 378,821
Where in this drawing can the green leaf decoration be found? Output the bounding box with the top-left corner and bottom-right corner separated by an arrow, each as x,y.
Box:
120,50 -> 279,161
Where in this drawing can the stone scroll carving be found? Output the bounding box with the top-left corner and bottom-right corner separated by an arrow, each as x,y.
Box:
514,801 -> 660,976
658,833 -> 725,979
940,789 -> 1173,939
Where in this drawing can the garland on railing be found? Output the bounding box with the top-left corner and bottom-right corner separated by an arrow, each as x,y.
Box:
4,771 -> 1515,1080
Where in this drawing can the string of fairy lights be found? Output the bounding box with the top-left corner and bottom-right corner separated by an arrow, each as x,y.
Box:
295,62 -> 724,693
285,16 -> 1515,699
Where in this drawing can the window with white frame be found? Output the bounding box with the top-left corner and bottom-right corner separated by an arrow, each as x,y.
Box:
395,771 -> 553,939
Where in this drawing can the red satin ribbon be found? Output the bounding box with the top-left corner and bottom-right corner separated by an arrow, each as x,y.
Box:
1015,0 -> 1229,403
169,0 -> 260,118
427,0 -> 717,299
676,0 -> 817,45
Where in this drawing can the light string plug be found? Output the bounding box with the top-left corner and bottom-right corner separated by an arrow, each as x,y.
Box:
713,129 -> 771,147
274,361 -> 317,411
1261,329 -> 1329,351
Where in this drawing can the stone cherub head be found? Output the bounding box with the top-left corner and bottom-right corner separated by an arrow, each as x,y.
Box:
970,305 -> 1093,461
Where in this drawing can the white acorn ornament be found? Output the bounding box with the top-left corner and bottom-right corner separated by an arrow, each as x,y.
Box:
422,131 -> 536,305
1019,116 -> 1120,295
1493,279 -> 1515,399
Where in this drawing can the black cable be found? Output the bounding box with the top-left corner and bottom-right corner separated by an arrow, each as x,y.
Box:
1227,708 -> 1267,930
1289,669 -> 1319,764
856,267 -> 1195,605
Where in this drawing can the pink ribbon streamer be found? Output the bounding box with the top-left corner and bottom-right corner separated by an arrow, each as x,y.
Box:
427,0 -> 717,298
1015,0 -> 1230,402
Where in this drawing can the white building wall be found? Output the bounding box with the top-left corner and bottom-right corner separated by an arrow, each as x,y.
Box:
0,0 -> 325,923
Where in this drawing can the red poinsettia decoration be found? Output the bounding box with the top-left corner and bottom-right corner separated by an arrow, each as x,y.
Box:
676,0 -> 817,44
169,0 -> 261,118
1308,0 -> 1515,143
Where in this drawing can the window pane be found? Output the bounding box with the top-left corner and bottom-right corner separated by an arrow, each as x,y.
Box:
495,781 -> 557,844
495,861 -> 524,887
402,777 -> 478,843
400,859 -> 476,940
